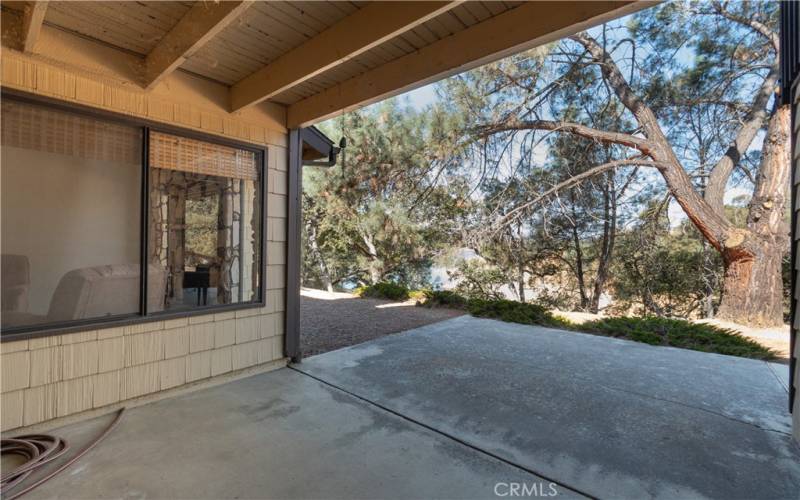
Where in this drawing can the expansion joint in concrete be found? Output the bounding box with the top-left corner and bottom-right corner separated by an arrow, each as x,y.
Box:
288,365 -> 598,500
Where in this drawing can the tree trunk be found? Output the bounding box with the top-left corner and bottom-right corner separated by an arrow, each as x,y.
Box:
363,233 -> 383,284
717,104 -> 790,326
571,223 -> 589,309
702,239 -> 715,319
217,179 -> 234,304
591,170 -> 616,314
717,242 -> 784,326
167,173 -> 186,305
514,222 -> 526,303
567,191 -> 589,309
307,222 -> 334,292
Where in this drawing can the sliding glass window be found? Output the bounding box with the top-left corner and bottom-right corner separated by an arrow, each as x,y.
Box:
148,132 -> 262,312
1,99 -> 142,330
0,97 -> 265,337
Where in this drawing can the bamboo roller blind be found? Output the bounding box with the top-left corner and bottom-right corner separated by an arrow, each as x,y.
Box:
1,100 -> 140,164
149,131 -> 257,181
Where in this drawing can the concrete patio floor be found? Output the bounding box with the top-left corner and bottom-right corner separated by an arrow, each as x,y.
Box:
20,316 -> 800,499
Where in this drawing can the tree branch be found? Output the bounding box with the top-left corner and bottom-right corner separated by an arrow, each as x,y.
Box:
474,119 -> 655,155
710,1 -> 780,52
493,158 -> 666,229
704,65 -> 779,211
570,31 -> 735,251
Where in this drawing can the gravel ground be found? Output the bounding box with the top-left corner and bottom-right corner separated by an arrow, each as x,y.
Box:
300,288 -> 464,357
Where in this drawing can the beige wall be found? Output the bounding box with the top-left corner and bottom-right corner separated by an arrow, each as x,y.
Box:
0,26 -> 290,431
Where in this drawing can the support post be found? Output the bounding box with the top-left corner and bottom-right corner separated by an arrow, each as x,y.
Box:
285,129 -> 303,362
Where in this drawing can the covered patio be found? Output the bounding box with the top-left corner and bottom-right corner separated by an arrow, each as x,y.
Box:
1,1 -> 800,497
22,317 -> 800,499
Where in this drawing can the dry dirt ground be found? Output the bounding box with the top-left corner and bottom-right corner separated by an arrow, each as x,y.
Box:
300,288 -> 463,357
554,310 -> 792,361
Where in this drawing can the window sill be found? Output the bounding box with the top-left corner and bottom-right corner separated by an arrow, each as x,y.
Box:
0,300 -> 269,343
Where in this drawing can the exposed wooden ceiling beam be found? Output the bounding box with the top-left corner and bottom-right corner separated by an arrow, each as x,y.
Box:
287,1 -> 653,128
21,1 -> 47,52
143,0 -> 253,90
230,1 -> 460,112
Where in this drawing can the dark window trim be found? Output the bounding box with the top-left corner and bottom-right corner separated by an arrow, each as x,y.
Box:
1,89 -> 269,343
790,74 -> 799,413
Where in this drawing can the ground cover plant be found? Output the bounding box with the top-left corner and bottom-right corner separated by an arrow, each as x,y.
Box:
419,291 -> 775,360
355,282 -> 410,300
581,316 -> 775,359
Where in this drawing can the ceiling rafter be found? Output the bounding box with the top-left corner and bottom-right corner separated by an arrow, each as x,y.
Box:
286,1 -> 650,128
21,0 -> 46,52
143,0 -> 254,90
229,1 -> 461,112
5,0 -> 49,52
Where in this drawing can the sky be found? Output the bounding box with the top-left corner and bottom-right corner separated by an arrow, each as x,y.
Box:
402,83 -> 437,111
403,85 -> 439,110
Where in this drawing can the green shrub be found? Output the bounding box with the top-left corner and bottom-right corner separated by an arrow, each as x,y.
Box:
356,282 -> 410,301
467,299 -> 573,329
408,289 -> 429,301
417,294 -> 775,361
419,290 -> 469,309
581,316 -> 776,360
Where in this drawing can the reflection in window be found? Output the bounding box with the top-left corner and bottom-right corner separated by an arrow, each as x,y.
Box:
0,100 -> 142,330
148,132 -> 261,311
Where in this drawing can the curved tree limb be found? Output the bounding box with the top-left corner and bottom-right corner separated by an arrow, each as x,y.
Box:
704,65 -> 780,211
710,1 -> 780,52
474,119 -> 655,155
493,158 -> 666,229
569,31 -> 735,251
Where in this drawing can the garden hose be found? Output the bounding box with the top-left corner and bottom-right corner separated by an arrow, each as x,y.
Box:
1,407 -> 125,499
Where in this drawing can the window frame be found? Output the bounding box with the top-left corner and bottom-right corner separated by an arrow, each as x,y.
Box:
0,90 -> 268,342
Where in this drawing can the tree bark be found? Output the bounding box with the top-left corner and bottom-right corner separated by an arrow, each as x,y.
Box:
703,66 -> 779,212
717,241 -> 784,326
363,233 -> 383,284
717,104 -> 790,326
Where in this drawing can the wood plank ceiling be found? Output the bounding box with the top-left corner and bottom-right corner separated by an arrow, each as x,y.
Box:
3,1 -> 521,102
1,1 -> 647,127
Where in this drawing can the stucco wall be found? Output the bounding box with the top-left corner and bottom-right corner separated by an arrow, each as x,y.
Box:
0,27 -> 289,431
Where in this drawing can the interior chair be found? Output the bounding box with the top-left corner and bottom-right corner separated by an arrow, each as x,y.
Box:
47,264 -> 168,322
1,263 -> 167,328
